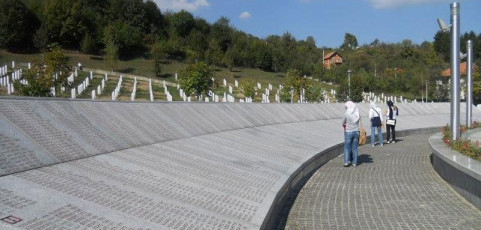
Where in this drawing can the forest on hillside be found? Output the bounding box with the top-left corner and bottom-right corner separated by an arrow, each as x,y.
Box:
1,0 -> 481,100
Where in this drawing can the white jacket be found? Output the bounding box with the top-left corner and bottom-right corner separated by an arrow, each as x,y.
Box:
369,107 -> 383,121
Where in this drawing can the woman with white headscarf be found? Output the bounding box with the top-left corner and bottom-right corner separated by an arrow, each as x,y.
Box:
369,101 -> 383,146
342,101 -> 360,167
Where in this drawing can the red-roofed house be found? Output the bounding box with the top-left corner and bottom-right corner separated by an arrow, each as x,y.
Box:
323,51 -> 343,69
441,62 -> 478,77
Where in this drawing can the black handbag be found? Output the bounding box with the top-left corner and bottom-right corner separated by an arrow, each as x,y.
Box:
371,108 -> 382,127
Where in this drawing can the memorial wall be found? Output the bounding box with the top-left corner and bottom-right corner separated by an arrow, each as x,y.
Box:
0,98 -> 474,229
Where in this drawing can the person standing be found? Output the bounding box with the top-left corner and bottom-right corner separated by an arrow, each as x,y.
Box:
369,101 -> 383,146
385,100 -> 398,143
342,101 -> 360,167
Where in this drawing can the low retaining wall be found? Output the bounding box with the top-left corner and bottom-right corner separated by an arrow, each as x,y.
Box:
429,133 -> 481,210
0,98 -> 477,229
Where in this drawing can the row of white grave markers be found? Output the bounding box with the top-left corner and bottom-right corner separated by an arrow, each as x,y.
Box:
221,92 -> 235,102
11,69 -> 22,81
1,75 -> 14,94
0,76 -> 9,87
262,94 -> 270,103
111,75 -> 123,100
1,65 -> 8,76
0,69 -> 25,95
364,92 -> 408,104
76,76 -> 90,96
131,77 -> 137,101
70,73 -> 107,99
93,73 -> 107,100
177,84 -> 192,102
163,81 -> 172,102
208,90 -> 219,102
262,87 -> 271,103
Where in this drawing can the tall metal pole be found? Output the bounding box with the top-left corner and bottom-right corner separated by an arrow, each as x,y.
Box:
450,2 -> 461,140
426,81 -> 428,102
347,70 -> 351,100
467,40 -> 473,128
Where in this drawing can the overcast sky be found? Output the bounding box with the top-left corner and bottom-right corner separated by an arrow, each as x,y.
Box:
152,0 -> 481,48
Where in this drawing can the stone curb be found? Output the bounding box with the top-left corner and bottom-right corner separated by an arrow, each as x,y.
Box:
429,133 -> 481,210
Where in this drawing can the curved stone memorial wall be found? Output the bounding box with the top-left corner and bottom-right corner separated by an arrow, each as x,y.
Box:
0,98 -> 477,229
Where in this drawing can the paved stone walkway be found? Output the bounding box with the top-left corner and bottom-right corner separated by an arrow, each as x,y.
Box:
284,133 -> 481,229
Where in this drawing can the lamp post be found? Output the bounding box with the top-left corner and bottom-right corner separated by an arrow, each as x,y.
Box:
347,69 -> 352,100
426,80 -> 428,102
450,2 -> 461,140
467,40 -> 473,128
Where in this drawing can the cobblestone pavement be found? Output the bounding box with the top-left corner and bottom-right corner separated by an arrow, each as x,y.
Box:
284,133 -> 481,229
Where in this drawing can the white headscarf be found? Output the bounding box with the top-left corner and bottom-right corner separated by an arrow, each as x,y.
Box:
345,101 -> 360,123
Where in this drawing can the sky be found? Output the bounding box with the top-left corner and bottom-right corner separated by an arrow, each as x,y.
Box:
152,0 -> 481,48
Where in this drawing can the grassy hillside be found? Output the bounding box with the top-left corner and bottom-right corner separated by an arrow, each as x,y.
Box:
0,49 -> 337,102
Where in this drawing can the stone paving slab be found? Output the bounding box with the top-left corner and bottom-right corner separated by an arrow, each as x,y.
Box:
284,133 -> 481,230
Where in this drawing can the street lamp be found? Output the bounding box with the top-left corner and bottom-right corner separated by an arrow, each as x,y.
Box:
467,40 -> 473,128
347,69 -> 352,100
426,80 -> 428,102
450,2 -> 461,140
438,2 -> 461,140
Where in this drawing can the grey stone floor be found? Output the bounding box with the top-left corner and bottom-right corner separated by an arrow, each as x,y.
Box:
284,133 -> 481,230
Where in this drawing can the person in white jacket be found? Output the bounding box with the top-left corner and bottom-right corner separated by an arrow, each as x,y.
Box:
369,101 -> 383,146
342,101 -> 360,167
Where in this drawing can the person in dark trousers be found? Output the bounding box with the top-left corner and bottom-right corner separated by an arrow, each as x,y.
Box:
385,100 -> 398,143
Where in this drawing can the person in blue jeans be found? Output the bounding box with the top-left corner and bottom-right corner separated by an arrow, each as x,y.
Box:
342,101 -> 360,167
369,101 -> 384,146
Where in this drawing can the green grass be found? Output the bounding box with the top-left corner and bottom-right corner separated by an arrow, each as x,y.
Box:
0,49 -> 338,102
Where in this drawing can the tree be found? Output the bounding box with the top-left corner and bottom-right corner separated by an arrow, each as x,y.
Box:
104,40 -> 119,71
101,18 -> 143,59
337,79 -> 349,102
251,39 -> 272,71
350,74 -> 364,102
206,39 -> 223,66
44,46 -> 70,96
341,33 -> 358,50
13,63 -> 52,97
280,86 -> 293,103
0,0 -> 39,51
143,0 -> 166,40
433,31 -> 450,61
370,39 -> 381,47
211,17 -> 232,53
169,10 -> 195,38
306,84 -> 323,102
472,71 -> 481,104
240,78 -> 257,99
151,43 -> 166,77
179,61 -> 214,97
223,47 -> 235,71
283,69 -> 309,101
338,74 -> 363,102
